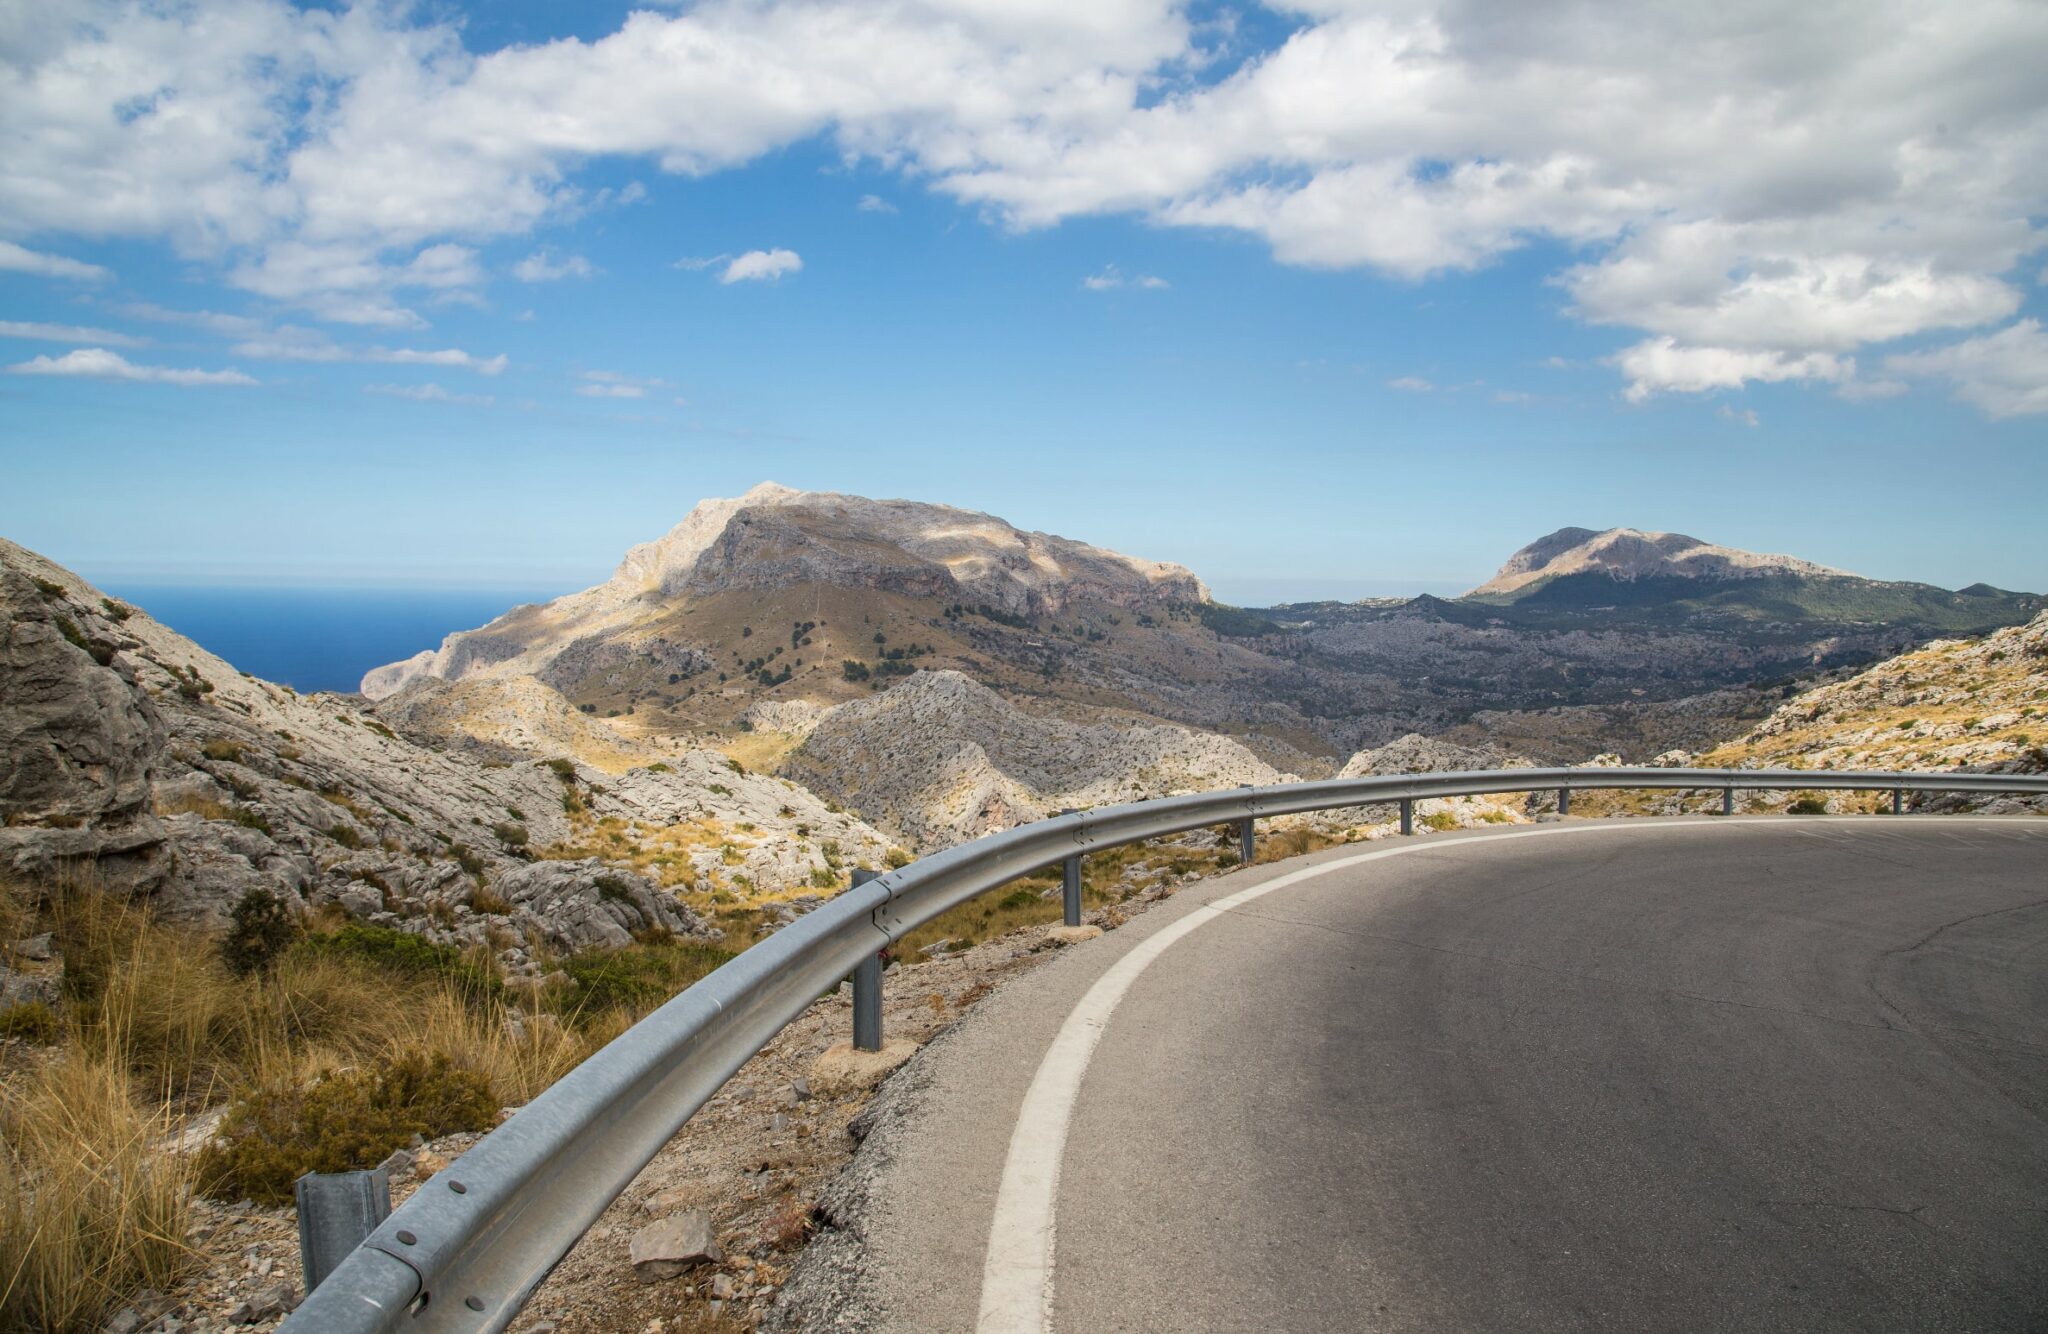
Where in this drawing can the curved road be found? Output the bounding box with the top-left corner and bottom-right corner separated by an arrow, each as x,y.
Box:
798,818 -> 2048,1332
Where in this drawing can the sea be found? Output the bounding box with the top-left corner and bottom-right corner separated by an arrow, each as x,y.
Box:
101,585 -> 565,695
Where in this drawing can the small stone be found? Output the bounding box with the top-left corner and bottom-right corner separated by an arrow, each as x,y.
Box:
629,1211 -> 725,1282
13,932 -> 55,962
226,1284 -> 295,1325
1045,924 -> 1103,945
808,1040 -> 918,1097
709,1273 -> 736,1301
769,1113 -> 789,1133
790,1077 -> 812,1101
412,1149 -> 449,1181
100,1308 -> 144,1334
376,1148 -> 413,1177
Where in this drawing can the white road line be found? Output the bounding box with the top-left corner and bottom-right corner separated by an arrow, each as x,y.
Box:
973,814 -> 2047,1333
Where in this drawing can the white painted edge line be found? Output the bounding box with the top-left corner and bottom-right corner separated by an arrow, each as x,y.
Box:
970,816 -> 2040,1333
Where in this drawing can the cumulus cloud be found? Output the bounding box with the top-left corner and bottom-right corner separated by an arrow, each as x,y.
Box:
720,249 -> 801,283
7,347 -> 254,386
1614,337 -> 1853,402
1717,405 -> 1760,427
1886,320 -> 2048,418
4,0 -> 2046,408
1387,375 -> 1435,392
0,319 -> 145,347
364,382 -> 493,405
856,194 -> 897,214
1081,265 -> 1168,291
512,249 -> 595,281
0,241 -> 110,282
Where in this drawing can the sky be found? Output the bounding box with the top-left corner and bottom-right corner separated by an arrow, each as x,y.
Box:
2,0 -> 2046,604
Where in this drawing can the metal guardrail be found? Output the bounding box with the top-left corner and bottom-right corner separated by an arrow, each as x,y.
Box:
283,766 -> 2048,1330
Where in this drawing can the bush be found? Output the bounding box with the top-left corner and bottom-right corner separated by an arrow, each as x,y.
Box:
1787,794 -> 1830,815
220,890 -> 298,976
200,738 -> 243,762
553,940 -> 735,1024
492,821 -> 529,848
0,1000 -> 61,1044
196,1051 -> 497,1205
293,925 -> 502,1004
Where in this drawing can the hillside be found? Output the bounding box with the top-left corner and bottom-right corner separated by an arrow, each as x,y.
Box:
0,539 -> 893,957
1701,610 -> 2048,783
1469,527 -> 1843,596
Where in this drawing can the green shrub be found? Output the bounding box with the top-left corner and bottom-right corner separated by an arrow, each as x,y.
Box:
552,939 -> 734,1023
544,758 -> 577,783
492,821 -> 529,848
450,843 -> 487,875
200,739 -> 243,763
31,577 -> 65,599
220,890 -> 299,976
1787,794 -> 1830,815
196,1051 -> 497,1205
593,874 -> 635,904
0,1000 -> 62,1044
99,596 -> 133,622
293,925 -> 501,1003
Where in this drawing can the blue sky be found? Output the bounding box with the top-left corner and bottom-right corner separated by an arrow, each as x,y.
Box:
3,1 -> 2045,603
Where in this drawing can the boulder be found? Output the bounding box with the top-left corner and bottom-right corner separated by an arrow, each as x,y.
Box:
630,1210 -> 725,1282
493,859 -> 707,953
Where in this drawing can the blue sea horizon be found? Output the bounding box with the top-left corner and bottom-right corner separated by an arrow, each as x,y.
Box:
102,584 -> 565,695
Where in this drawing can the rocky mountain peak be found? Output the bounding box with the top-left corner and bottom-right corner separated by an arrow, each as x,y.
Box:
362,484 -> 1209,698
1469,526 -> 1848,597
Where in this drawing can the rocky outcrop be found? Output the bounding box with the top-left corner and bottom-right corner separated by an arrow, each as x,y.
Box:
784,670 -> 1288,846
1337,733 -> 1521,778
1700,610 -> 2048,812
493,859 -> 703,954
1469,526 -> 1845,596
0,551 -> 173,891
375,674 -> 671,771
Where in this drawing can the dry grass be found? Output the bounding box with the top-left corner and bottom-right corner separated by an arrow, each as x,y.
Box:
0,1053 -> 197,1333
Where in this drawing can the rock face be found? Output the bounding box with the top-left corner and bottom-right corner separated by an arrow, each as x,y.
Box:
784,670 -> 1289,846
1469,526 -> 1845,597
361,483 -> 1208,700
1336,733 -> 1521,778
493,859 -> 697,954
0,557 -> 171,891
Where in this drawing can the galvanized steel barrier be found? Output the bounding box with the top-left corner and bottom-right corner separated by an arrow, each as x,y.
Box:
284,766 -> 2048,1331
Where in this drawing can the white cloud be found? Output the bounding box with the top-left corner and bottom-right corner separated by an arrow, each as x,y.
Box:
117,302 -> 267,338
0,241 -> 110,282
364,382 -> 492,405
227,326 -> 506,374
1082,264 -> 1168,291
576,369 -> 664,398
1615,337 -> 1853,403
1716,405 -> 1760,427
7,347 -> 254,386
0,319 -> 145,347
1387,375 -> 1434,392
512,249 -> 595,281
3,0 -> 2046,409
1886,320 -> 2048,418
856,194 -> 897,214
720,249 -> 801,283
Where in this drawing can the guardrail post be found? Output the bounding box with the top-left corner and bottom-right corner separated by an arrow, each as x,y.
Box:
1557,787 -> 1571,817
1892,787 -> 1904,815
296,1168 -> 391,1295
1723,787 -> 1735,817
1057,809 -> 1083,927
1399,798 -> 1414,836
850,868 -> 884,1052
1238,815 -> 1256,866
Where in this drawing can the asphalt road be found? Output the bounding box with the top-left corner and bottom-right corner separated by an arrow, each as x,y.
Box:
805,818 -> 2048,1333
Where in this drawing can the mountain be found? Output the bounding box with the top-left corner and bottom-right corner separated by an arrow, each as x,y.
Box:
0,538 -> 891,951
1458,526 -> 2041,634
1468,527 -> 1843,597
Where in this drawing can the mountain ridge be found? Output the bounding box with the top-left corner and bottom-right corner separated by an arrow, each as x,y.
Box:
1468,526 -> 1848,598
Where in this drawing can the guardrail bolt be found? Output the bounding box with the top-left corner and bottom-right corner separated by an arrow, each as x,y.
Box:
295,1169 -> 391,1294
1399,798 -> 1414,836
1557,788 -> 1571,817
1723,788 -> 1735,817
850,868 -> 884,1053
1893,788 -> 1905,815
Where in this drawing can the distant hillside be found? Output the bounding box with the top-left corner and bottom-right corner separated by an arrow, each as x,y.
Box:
1468,526 -> 1843,597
